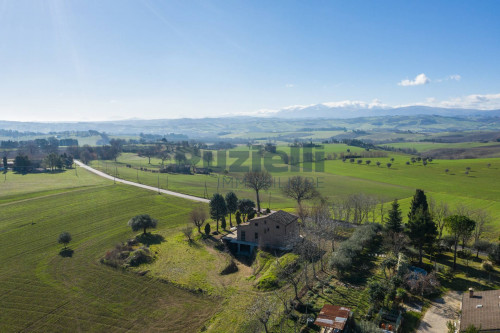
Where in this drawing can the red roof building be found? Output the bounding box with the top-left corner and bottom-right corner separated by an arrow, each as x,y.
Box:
314,304 -> 352,333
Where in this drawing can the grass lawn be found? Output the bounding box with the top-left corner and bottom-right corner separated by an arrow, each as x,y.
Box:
0,170 -> 220,332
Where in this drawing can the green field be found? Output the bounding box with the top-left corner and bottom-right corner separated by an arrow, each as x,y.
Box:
0,171 -> 220,332
91,145 -> 500,236
385,141 -> 499,152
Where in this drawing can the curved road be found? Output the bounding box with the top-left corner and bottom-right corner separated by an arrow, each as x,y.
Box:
75,160 -> 209,203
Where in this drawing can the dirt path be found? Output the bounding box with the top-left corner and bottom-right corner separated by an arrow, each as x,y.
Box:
417,291 -> 461,333
75,160 -> 209,203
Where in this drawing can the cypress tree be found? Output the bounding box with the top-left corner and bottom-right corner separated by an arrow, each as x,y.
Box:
221,216 -> 227,230
408,189 -> 429,220
406,190 -> 438,264
386,199 -> 403,233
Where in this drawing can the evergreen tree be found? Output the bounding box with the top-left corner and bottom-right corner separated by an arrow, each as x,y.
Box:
209,193 -> 227,232
204,223 -> 211,236
407,207 -> 437,264
225,192 -> 238,227
408,189 -> 429,220
386,199 -> 403,233
235,211 -> 242,225
221,216 -> 227,230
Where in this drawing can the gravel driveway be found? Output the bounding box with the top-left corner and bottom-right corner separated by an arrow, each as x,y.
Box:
417,291 -> 461,333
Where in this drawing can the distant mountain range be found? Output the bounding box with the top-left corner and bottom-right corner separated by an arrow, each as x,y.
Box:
1,106 -> 500,138
271,104 -> 500,119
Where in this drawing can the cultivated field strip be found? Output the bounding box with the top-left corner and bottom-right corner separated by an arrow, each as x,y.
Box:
0,178 -> 219,332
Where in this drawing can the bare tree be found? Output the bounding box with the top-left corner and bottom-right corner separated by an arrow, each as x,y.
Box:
243,171 -> 272,212
281,175 -> 319,205
247,296 -> 276,333
406,271 -> 440,296
429,198 -> 450,246
379,199 -> 386,224
295,204 -> 310,224
472,209 -> 492,257
386,231 -> 409,256
275,257 -> 301,300
190,205 -> 208,233
182,225 -> 194,242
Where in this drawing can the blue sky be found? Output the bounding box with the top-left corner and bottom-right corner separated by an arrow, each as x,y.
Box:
1,0 -> 499,121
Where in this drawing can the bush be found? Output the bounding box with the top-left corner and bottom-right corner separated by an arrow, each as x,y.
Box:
127,248 -> 153,266
443,266 -> 455,280
256,274 -> 279,290
204,223 -> 211,236
235,211 -> 242,224
265,208 -> 271,214
488,243 -> 500,265
354,320 -> 380,333
482,260 -> 494,272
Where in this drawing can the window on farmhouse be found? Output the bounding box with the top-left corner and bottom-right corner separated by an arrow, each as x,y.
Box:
241,231 -> 246,241
255,232 -> 258,241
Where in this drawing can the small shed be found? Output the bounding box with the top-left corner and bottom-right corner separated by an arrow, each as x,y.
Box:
314,304 -> 351,333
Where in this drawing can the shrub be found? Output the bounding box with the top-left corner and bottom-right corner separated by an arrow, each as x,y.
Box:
482,260 -> 493,272
235,211 -> 242,224
127,248 -> 153,266
204,223 -> 211,236
221,216 -> 227,230
256,274 -> 279,290
488,243 -> 500,265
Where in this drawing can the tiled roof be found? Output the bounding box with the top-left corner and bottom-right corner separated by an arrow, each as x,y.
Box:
250,210 -> 298,226
460,289 -> 500,331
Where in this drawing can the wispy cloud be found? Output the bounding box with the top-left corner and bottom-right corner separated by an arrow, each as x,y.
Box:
448,74 -> 461,81
433,93 -> 500,109
285,83 -> 295,88
398,73 -> 430,86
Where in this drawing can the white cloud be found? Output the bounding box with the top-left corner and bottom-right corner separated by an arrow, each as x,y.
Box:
398,73 -> 430,86
434,93 -> 500,109
322,99 -> 388,109
448,74 -> 461,81
285,83 -> 295,88
243,92 -> 500,117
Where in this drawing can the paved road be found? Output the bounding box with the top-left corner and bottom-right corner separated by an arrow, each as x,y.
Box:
75,160 -> 209,203
417,291 -> 461,333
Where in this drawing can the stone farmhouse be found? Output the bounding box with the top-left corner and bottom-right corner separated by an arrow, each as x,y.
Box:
223,210 -> 300,254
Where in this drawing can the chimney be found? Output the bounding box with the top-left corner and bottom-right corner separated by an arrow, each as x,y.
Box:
469,288 -> 474,298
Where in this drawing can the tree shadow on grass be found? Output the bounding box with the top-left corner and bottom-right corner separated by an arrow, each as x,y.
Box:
59,248 -> 74,257
136,233 -> 165,246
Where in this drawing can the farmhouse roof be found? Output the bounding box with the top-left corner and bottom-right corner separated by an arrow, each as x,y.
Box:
314,304 -> 351,331
460,289 -> 500,332
249,210 -> 298,226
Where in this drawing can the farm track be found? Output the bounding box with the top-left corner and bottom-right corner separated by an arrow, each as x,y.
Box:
75,160 -> 209,203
